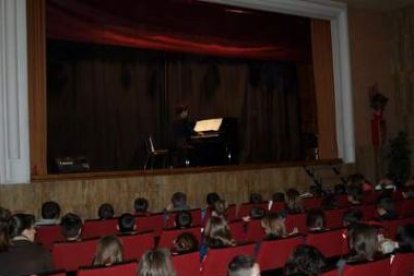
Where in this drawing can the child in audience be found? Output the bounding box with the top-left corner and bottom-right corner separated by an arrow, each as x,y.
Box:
60,213 -> 83,241
211,199 -> 228,219
342,209 -> 363,227
228,255 -> 261,276
0,213 -> 54,276
138,248 -> 176,276
284,245 -> 326,276
261,213 -> 298,240
376,195 -> 398,221
134,197 -> 150,215
175,211 -> 192,229
98,203 -> 115,220
172,232 -> 199,255
306,209 -> 326,232
93,235 -> 124,266
206,192 -> 221,207
201,216 -> 236,260
36,201 -> 61,225
117,213 -> 136,234
285,188 -> 303,214
166,192 -> 190,212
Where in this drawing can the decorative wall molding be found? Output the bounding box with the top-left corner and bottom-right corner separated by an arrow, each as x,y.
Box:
0,0 -> 30,184
203,0 -> 355,163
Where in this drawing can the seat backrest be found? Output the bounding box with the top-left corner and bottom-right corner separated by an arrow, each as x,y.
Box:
302,197 -> 322,210
245,219 -> 265,242
119,232 -> 155,261
285,213 -> 307,234
135,213 -> 165,235
336,194 -> 350,208
237,203 -> 268,218
165,209 -> 202,228
201,243 -> 255,276
353,204 -> 377,221
343,257 -> 391,276
228,220 -> 246,241
77,262 -> 137,276
380,217 -> 414,239
35,224 -> 64,251
363,191 -> 381,204
256,235 -> 303,271
270,202 -> 285,213
172,251 -> 201,276
400,199 -> 414,218
52,239 -> 98,271
325,208 -> 347,229
391,252 -> 414,276
226,204 -> 238,222
82,219 -> 118,239
306,228 -> 348,258
158,227 -> 202,249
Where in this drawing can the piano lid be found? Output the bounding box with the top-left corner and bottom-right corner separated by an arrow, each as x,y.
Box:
193,118 -> 223,132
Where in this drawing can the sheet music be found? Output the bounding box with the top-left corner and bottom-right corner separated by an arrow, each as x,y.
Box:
193,118 -> 223,132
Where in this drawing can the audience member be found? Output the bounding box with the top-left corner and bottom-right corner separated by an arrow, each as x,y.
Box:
206,192 -> 221,207
167,192 -> 190,211
172,232 -> 199,254
321,194 -> 337,210
375,177 -> 396,191
249,207 -> 266,220
138,249 -> 176,276
272,192 -> 285,203
228,255 -> 260,276
204,216 -> 236,248
60,213 -> 83,241
346,185 -> 363,205
98,203 -> 115,220
342,209 -> 363,227
285,188 -> 303,214
249,193 -> 263,204
37,201 -> 61,225
0,206 -> 12,252
261,213 -> 297,240
134,197 -> 150,215
306,209 -> 326,232
175,211 -> 192,229
396,224 -> 414,252
117,213 -> 136,234
376,195 -> 398,221
284,245 -> 326,276
0,213 -> 53,275
211,199 -> 228,219
93,235 -> 123,266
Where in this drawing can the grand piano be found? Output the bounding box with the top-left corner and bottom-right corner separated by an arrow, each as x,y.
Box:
189,117 -> 238,166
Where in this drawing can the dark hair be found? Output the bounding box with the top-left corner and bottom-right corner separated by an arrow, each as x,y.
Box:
396,224 -> 414,252
212,200 -> 227,218
0,207 -> 12,252
117,213 -> 135,233
347,185 -> 363,202
376,196 -> 395,213
171,192 -> 187,209
175,211 -> 192,229
206,193 -> 221,206
249,193 -> 263,204
321,194 -> 337,210
134,198 -> 149,213
41,201 -> 61,219
249,207 -> 266,219
306,209 -> 326,230
60,213 -> 83,239
272,192 -> 285,202
10,214 -> 35,238
347,223 -> 379,261
98,203 -> 115,220
286,188 -> 302,214
334,184 -> 346,195
174,232 -> 199,254
342,209 -> 363,227
286,245 -> 326,275
228,255 -> 256,276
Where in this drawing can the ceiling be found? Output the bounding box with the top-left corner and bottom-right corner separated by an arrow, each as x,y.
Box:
331,0 -> 414,11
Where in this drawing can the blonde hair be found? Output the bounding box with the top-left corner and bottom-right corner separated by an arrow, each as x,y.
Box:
93,235 -> 123,266
261,213 -> 286,238
138,249 -> 176,276
204,216 -> 236,248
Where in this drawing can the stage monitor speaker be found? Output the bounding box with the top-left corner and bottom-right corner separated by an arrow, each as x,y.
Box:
54,156 -> 90,173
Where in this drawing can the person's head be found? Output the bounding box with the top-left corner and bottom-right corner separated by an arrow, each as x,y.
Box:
286,245 -> 326,276
309,185 -> 322,196
306,209 -> 326,230
206,192 -> 221,206
98,203 -> 115,220
334,184 -> 346,195
348,223 -> 379,261
117,213 -> 136,233
212,199 -> 227,218
41,201 -> 61,220
173,232 -> 199,254
228,255 -> 260,276
171,192 -> 187,209
138,249 -> 176,276
376,196 -> 395,216
272,192 -> 285,203
60,213 -> 83,240
286,189 -> 302,211
134,198 -> 149,213
0,207 -> 12,252
175,211 -> 192,229
396,224 -> 414,252
10,214 -> 36,242
249,193 -> 263,204
249,207 -> 266,219
342,209 -> 363,227
204,216 -> 234,247
261,213 -> 286,238
347,185 -> 363,204
93,235 -> 123,266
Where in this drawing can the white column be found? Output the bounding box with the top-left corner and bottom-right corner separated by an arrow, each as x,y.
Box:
0,0 -> 30,184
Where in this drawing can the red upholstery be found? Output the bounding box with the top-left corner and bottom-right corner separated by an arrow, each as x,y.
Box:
391,252 -> 414,276
52,239 -> 98,271
302,197 -> 322,210
306,229 -> 348,258
135,213 -> 164,235
321,269 -> 339,276
201,243 -> 255,276
226,204 -> 238,222
172,251 -> 201,276
82,219 -> 118,239
285,213 -> 307,234
380,217 -> 414,239
336,195 -> 350,208
228,220 -> 246,241
35,224 -> 64,251
158,227 -> 201,249
237,203 -> 268,218
77,262 -> 137,276
245,219 -> 265,242
342,257 -> 391,276
270,202 -> 285,213
363,192 -> 381,204
119,232 -> 154,261
400,199 -> 414,218
165,209 -> 202,228
354,204 -> 377,221
256,236 -> 303,271
325,208 -> 347,229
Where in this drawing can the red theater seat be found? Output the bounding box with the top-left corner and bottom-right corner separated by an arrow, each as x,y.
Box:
119,232 -> 154,261
52,239 -> 98,271
165,209 -> 202,228
270,202 -> 285,213
82,219 -> 118,239
302,197 -> 322,210
77,262 -> 137,276
35,224 -> 64,251
172,251 -> 201,276
228,220 -> 246,241
354,204 -> 377,221
256,235 -> 303,271
237,203 -> 268,218
158,227 -> 201,249
342,257 -> 391,276
325,208 -> 347,229
285,213 -> 307,234
306,228 -> 348,258
391,252 -> 414,276
245,219 -> 265,242
201,243 -> 255,276
336,194 -> 350,208
400,199 -> 414,218
380,217 -> 414,239
135,213 -> 164,235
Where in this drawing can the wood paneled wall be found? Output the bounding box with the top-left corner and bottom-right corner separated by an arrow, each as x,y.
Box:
0,164 -> 353,219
